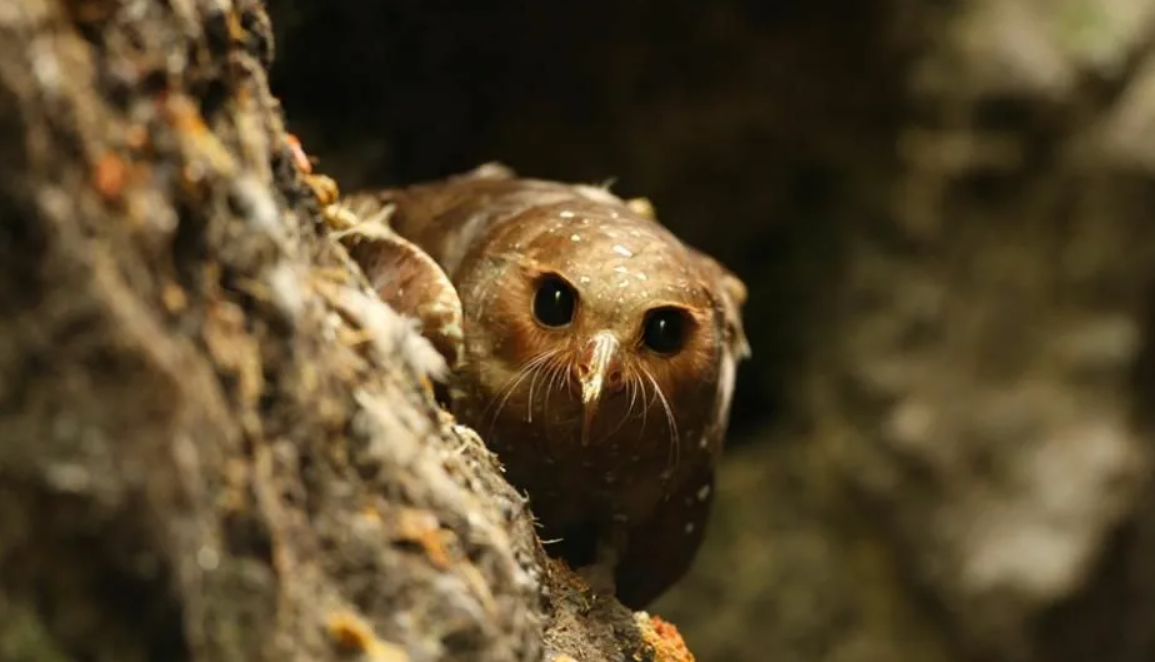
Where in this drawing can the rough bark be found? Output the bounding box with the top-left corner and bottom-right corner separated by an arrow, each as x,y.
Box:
0,2 -> 666,662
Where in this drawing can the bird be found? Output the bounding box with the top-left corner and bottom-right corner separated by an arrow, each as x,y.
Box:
336,163 -> 750,609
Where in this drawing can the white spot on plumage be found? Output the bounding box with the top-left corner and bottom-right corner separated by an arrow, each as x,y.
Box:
570,234 -> 582,242
612,244 -> 633,257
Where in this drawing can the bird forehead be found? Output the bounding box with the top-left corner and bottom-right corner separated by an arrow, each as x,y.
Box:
498,206 -> 715,317
537,236 -> 706,306
528,223 -> 650,258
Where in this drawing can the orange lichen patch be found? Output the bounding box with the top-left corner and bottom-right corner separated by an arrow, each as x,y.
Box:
283,135 -> 340,208
281,130 -> 332,202
161,92 -> 208,134
327,610 -> 410,662
93,152 -> 130,205
161,92 -> 236,179
225,10 -> 246,42
635,613 -> 696,662
285,133 -> 313,174
394,507 -> 452,569
359,503 -> 383,524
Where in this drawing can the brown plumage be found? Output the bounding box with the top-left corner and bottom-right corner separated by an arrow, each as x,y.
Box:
339,164 -> 750,608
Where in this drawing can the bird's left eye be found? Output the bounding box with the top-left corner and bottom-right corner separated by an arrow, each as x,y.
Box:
642,307 -> 689,355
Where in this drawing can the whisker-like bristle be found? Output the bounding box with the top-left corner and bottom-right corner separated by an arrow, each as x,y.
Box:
526,361 -> 545,424
595,371 -> 639,444
638,372 -> 658,440
642,368 -> 680,471
626,375 -> 640,425
483,350 -> 556,439
542,361 -> 572,449
543,361 -> 567,420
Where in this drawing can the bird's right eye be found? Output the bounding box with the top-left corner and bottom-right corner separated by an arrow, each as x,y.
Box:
642,306 -> 690,355
533,275 -> 577,327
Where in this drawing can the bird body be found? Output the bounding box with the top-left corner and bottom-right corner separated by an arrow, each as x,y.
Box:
340,164 -> 749,608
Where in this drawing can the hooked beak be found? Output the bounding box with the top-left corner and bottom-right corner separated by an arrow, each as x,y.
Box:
578,332 -> 621,445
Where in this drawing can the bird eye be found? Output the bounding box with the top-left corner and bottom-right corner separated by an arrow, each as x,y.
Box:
533,275 -> 577,327
643,307 -> 689,355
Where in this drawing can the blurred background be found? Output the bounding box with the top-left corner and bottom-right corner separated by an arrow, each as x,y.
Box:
266,2 -> 1155,660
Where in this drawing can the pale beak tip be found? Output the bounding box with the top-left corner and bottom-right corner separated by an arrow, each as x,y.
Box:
580,378 -> 603,446
577,332 -> 618,446
580,379 -> 602,406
